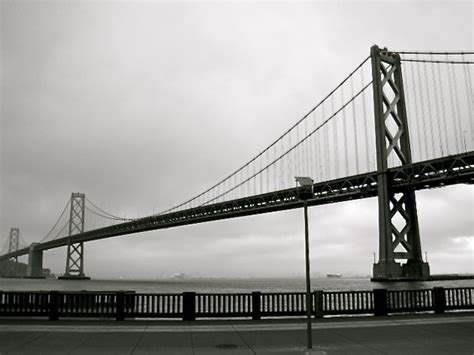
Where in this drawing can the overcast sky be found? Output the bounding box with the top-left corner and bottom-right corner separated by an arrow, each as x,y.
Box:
1,0 -> 472,279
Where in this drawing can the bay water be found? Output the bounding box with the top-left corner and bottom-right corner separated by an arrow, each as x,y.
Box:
1,277 -> 473,294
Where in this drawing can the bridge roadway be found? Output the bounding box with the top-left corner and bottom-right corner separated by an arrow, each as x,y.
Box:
1,151 -> 473,261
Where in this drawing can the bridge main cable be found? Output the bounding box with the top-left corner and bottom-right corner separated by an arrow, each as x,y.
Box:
39,197 -> 72,243
158,55 -> 371,215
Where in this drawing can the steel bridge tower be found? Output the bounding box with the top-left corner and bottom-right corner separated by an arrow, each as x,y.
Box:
3,228 -> 20,277
371,45 -> 430,280
60,192 -> 90,280
8,228 -> 19,262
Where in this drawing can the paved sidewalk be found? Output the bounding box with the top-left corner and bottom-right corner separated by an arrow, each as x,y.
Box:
0,313 -> 473,354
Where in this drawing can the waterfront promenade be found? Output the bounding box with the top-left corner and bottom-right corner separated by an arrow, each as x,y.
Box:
0,313 -> 472,354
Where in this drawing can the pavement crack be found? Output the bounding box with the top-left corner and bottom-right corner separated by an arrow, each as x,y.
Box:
231,322 -> 256,354
130,321 -> 148,354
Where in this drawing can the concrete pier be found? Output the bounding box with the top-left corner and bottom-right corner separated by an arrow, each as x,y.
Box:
26,244 -> 45,279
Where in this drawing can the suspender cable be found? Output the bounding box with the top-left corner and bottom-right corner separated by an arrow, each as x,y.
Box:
409,61 -> 422,161
450,60 -> 465,152
462,54 -> 474,147
274,144 -> 277,190
265,150 -> 270,192
313,111 -> 318,181
282,145 -> 286,188
323,103 -> 329,180
350,75 -> 360,174
361,66 -> 370,170
402,64 -> 415,157
429,54 -> 445,157
415,57 -> 429,159
305,116 -> 309,176
287,134 -> 292,187
341,87 -> 349,175
296,122 -> 301,175
436,61 -> 450,155
331,95 -> 338,179
422,59 -> 436,158
446,55 -> 461,152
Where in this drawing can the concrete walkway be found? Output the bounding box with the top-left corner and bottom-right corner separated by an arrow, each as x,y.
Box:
0,313 -> 473,354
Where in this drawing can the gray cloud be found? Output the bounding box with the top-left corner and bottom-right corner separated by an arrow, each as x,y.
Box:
1,1 -> 472,278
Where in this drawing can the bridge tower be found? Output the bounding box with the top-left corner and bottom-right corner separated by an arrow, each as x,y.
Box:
8,228 -> 19,262
371,45 -> 430,281
59,192 -> 90,280
3,228 -> 20,277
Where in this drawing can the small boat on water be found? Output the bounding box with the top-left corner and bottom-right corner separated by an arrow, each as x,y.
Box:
326,273 -> 342,278
170,273 -> 190,280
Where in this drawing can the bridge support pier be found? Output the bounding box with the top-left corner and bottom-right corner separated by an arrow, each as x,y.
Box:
26,243 -> 45,279
59,193 -> 90,280
370,45 -> 429,281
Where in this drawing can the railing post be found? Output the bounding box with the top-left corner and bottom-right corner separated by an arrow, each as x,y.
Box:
182,292 -> 196,321
49,291 -> 59,321
433,287 -> 446,314
252,291 -> 261,320
126,291 -> 136,314
116,291 -> 125,321
8,293 -> 14,313
373,289 -> 388,316
314,291 -> 324,318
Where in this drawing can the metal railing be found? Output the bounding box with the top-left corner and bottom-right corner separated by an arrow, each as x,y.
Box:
0,287 -> 472,321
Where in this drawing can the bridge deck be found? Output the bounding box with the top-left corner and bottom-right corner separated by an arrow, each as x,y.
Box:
1,151 -> 472,260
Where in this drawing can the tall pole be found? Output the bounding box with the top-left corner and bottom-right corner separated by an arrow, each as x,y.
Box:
304,200 -> 312,349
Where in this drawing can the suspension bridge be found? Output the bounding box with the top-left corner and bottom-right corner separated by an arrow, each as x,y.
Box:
1,45 -> 473,281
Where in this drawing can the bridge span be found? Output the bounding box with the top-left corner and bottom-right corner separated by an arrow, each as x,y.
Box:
1,152 -> 472,262
2,45 -> 473,281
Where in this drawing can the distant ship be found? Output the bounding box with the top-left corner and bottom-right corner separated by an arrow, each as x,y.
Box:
170,273 -> 190,280
326,273 -> 342,278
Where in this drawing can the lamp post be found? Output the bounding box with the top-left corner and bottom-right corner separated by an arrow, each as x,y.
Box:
295,176 -> 314,350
